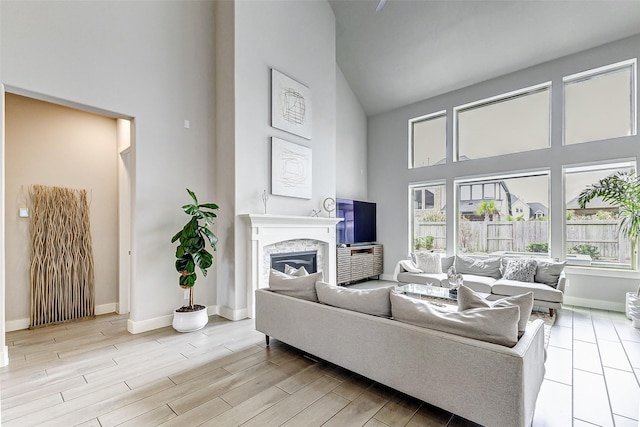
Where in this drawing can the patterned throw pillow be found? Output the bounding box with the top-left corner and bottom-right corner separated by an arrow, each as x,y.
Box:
502,258 -> 537,282
413,252 -> 442,274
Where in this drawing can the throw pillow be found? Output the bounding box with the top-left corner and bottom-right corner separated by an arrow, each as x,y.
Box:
284,264 -> 309,276
413,252 -> 442,274
502,258 -> 537,283
268,269 -> 323,302
390,292 -> 519,347
440,255 -> 455,273
534,259 -> 566,288
454,256 -> 502,279
457,284 -> 533,336
315,282 -> 392,317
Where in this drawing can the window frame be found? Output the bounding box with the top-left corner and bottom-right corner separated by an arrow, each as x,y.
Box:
408,110 -> 447,169
562,58 -> 637,146
453,81 -> 552,162
408,181 -> 446,255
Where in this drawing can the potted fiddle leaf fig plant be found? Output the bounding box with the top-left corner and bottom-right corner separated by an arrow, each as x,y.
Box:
171,189 -> 219,332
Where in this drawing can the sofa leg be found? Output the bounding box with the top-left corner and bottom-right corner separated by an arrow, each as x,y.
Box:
265,335 -> 270,346
549,308 -> 554,317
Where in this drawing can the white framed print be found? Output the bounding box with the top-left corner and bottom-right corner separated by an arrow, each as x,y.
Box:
271,69 -> 312,140
271,138 -> 312,199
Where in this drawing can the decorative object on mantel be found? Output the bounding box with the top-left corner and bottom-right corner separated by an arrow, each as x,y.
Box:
323,197 -> 336,217
261,189 -> 269,214
171,189 -> 219,332
271,68 -> 312,139
311,209 -> 320,217
271,137 -> 312,199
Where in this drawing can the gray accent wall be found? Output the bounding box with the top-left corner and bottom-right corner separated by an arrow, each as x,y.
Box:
368,34 -> 640,311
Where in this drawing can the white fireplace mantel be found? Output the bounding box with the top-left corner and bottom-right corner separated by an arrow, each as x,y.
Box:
240,214 -> 343,317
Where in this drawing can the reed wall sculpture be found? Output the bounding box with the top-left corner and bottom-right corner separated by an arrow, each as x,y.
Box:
29,185 -> 95,328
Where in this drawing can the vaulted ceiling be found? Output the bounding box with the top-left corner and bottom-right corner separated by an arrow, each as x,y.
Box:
330,0 -> 640,116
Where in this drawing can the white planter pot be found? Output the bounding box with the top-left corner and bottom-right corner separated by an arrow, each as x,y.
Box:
172,306 -> 208,332
626,292 -> 640,329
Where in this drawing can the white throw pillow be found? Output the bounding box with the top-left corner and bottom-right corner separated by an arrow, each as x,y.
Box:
399,259 -> 423,273
284,264 -> 309,276
413,252 -> 442,274
268,269 -> 323,301
390,291 -> 519,347
534,259 -> 566,287
455,256 -> 502,279
457,284 -> 533,337
315,282 -> 392,317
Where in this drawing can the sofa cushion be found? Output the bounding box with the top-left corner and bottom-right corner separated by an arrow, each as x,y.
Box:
413,252 -> 442,273
399,259 -> 423,274
492,279 -> 564,303
316,281 -> 392,317
458,285 -> 533,336
534,259 -> 566,288
284,264 -> 309,276
502,258 -> 537,282
456,274 -> 495,293
268,269 -> 323,301
390,292 -> 519,347
455,256 -> 502,279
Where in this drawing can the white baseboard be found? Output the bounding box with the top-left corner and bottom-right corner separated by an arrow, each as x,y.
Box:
1,345 -> 8,367
128,314 -> 173,334
96,303 -> 118,315
564,296 -> 625,313
6,303 -> 119,332
218,305 -> 248,321
6,318 -> 29,332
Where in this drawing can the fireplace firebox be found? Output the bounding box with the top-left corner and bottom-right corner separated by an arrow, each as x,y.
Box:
270,250 -> 318,274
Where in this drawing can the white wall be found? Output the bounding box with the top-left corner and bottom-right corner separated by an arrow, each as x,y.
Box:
336,66 -> 368,201
1,1 -> 217,334
368,34 -> 640,311
221,0 -> 337,316
4,94 -> 118,329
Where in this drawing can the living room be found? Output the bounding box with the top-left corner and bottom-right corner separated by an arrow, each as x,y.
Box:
1,0 -> 639,425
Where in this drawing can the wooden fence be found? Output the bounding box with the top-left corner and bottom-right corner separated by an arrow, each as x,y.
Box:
415,220 -> 630,261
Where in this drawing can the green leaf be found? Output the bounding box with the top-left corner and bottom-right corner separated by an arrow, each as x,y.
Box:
170,229 -> 182,243
182,204 -> 198,215
201,227 -> 218,249
186,188 -> 198,205
179,274 -> 196,287
193,250 -> 213,276
198,203 -> 219,210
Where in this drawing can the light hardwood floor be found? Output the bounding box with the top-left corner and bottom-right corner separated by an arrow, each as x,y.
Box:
1,303 -> 639,426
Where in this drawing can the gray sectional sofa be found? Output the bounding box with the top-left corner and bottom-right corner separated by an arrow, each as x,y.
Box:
394,254 -> 566,315
255,286 -> 546,427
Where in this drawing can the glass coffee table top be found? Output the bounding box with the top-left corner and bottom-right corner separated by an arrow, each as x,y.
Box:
395,283 -> 459,301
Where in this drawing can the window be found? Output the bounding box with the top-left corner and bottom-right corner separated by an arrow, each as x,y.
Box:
410,112 -> 446,168
564,60 -> 636,145
457,173 -> 549,256
564,161 -> 636,268
460,185 -> 471,201
411,183 -> 446,252
455,83 -> 551,161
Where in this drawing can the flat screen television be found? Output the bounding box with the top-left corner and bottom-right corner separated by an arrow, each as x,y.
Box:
336,198 -> 377,245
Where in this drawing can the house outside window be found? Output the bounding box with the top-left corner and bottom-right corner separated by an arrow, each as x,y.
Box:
457,173 -> 549,256
409,112 -> 446,168
564,161 -> 636,268
410,183 -> 446,252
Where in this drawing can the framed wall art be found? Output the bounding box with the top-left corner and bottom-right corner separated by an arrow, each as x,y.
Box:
271,137 -> 312,199
271,69 -> 312,140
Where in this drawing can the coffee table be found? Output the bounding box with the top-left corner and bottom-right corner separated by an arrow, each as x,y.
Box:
395,283 -> 459,303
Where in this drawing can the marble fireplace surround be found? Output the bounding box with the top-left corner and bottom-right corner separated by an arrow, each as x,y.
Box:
241,214 -> 342,318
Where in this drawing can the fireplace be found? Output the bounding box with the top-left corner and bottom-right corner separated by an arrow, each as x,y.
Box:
241,214 -> 343,317
270,250 -> 318,274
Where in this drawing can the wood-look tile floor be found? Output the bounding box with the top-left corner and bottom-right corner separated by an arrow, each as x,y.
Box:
1,305 -> 638,426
